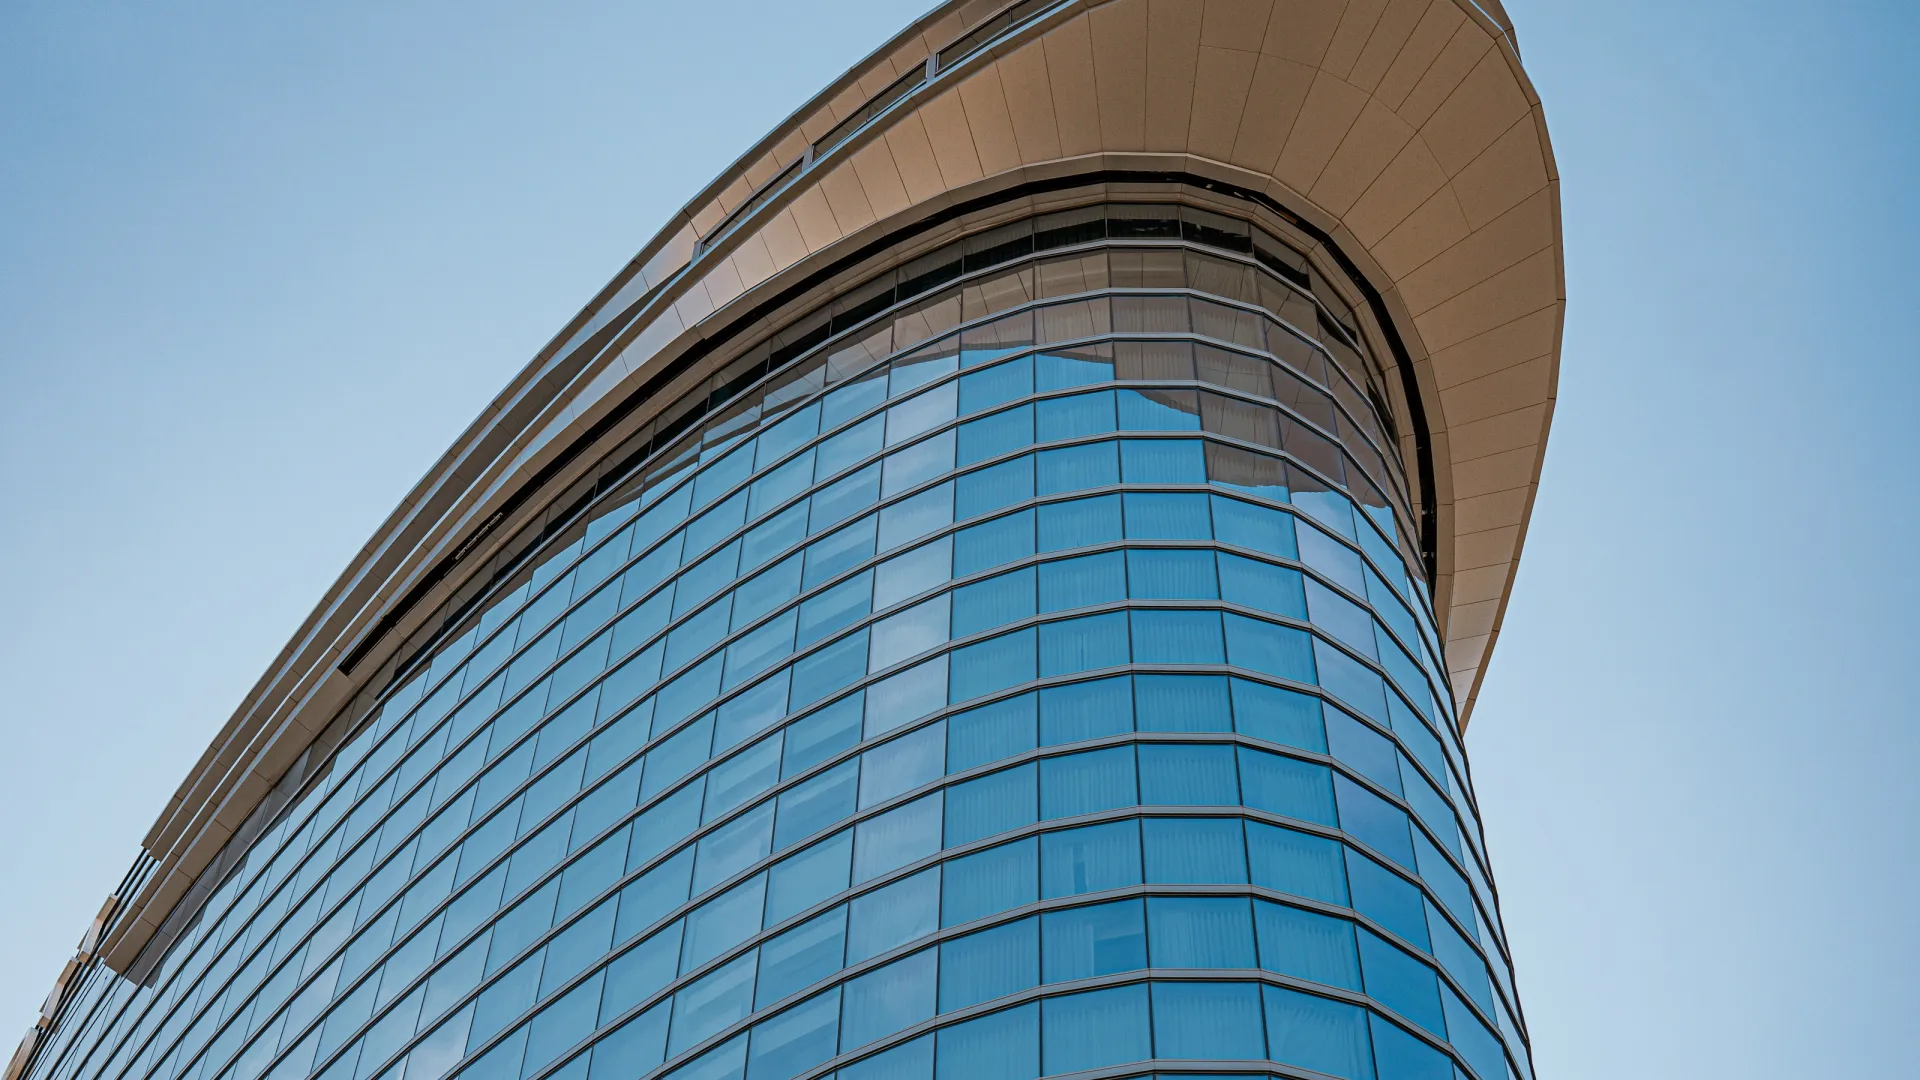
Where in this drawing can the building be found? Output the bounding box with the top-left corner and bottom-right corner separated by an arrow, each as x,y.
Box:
10,3 -> 1562,1080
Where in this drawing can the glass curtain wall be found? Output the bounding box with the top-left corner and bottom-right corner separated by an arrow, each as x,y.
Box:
25,202 -> 1531,1080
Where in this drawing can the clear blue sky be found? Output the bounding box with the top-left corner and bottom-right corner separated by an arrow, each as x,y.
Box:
2,1 -> 1915,1076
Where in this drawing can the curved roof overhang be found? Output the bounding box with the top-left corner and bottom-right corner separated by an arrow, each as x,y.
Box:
69,0 -> 1558,996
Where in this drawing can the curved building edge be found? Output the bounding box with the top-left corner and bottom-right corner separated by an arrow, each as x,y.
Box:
12,0 -> 1560,1075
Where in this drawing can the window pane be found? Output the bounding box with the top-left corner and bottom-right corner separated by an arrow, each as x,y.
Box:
1142,817 -> 1246,883
953,510 -> 1034,577
669,952 -> 757,1057
957,405 -> 1034,466
764,831 -> 852,927
1040,898 -> 1146,981
951,567 -> 1036,637
1039,820 -> 1141,899
1036,391 -> 1116,442
847,868 -> 940,964
1038,676 -> 1132,746
775,761 -> 858,851
1039,747 -> 1136,819
1263,985 -> 1375,1080
949,628 -> 1035,703
838,1035 -> 931,1080
946,694 -> 1037,772
853,794 -> 942,883
859,723 -> 945,809
1149,981 -> 1265,1060
1345,850 -> 1429,952
1247,823 -> 1348,906
945,763 -> 1037,847
1218,553 -> 1307,619
781,694 -> 863,779
1036,551 -> 1125,613
745,987 -> 841,1080
1230,678 -> 1325,752
1035,441 -> 1118,495
1040,984 -> 1151,1075
1126,548 -> 1217,600
941,837 -> 1038,927
1254,901 -> 1361,991
756,907 -> 846,1009
1036,494 -> 1122,552
1134,674 -> 1231,732
841,949 -> 936,1050
1334,775 -> 1415,871
955,457 -> 1034,521
1358,928 -> 1446,1037
1121,492 -> 1210,540
1138,744 -> 1238,805
1147,896 -> 1257,968
681,875 -> 767,970
1368,1013 -> 1452,1080
1036,612 -> 1129,677
939,917 -> 1038,1011
1240,749 -> 1337,826
1129,610 -> 1223,664
934,1002 -> 1037,1080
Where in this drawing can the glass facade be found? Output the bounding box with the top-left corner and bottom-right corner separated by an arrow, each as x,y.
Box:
19,201 -> 1533,1080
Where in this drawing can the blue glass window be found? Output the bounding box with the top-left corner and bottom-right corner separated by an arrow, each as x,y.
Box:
1345,850 -> 1430,952
1230,677 -> 1325,751
764,831 -> 851,927
1120,437 -> 1206,483
1138,744 -> 1238,805
1240,748 -> 1337,826
1126,548 -> 1217,599
1368,1013 -> 1452,1080
1255,900 -> 1361,991
1122,492 -> 1210,540
953,510 -> 1033,577
942,837 -> 1037,927
957,405 -> 1034,466
1037,612 -> 1129,677
1036,551 -> 1125,612
946,694 -> 1036,772
1036,390 -> 1116,441
1040,898 -> 1146,981
952,567 -> 1036,637
1335,775 -> 1415,870
1358,928 -> 1446,1036
1038,676 -> 1132,745
949,628 -> 1035,703
934,1001 -> 1038,1080
1040,820 -> 1141,899
939,917 -> 1038,1011
745,987 -> 840,1080
945,763 -> 1037,847
954,456 -> 1033,521
1150,981 -> 1265,1060
1035,440 -> 1119,495
1263,985 -> 1375,1080
1134,673 -> 1232,732
1036,494 -> 1121,552
847,868 -> 939,964
1039,747 -> 1136,819
1224,614 -> 1315,682
1148,896 -> 1257,968
1247,823 -> 1347,905
841,948 -> 936,1050
1040,984 -> 1151,1074
1130,610 -> 1223,664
